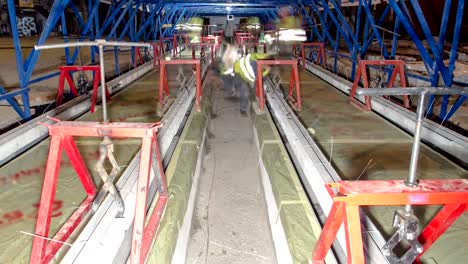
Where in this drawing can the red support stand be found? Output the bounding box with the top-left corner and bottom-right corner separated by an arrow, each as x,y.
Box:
311,180 -> 468,264
57,66 -> 110,113
152,42 -> 162,69
132,47 -> 144,68
235,32 -> 251,46
349,60 -> 410,111
256,60 -> 301,111
300,42 -> 326,68
159,59 -> 202,111
30,121 -> 168,264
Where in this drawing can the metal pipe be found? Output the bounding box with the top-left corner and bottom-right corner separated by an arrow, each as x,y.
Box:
356,87 -> 468,96
98,44 -> 108,122
34,40 -> 150,50
404,93 -> 427,212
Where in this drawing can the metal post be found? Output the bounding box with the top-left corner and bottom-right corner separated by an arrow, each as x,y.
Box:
406,93 -> 426,186
98,43 -> 108,122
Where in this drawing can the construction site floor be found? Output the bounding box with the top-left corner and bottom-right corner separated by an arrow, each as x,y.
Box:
279,67 -> 468,263
186,78 -> 276,263
0,65 -> 192,263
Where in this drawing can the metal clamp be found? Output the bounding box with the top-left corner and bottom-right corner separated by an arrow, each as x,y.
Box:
382,209 -> 423,264
93,136 -> 125,217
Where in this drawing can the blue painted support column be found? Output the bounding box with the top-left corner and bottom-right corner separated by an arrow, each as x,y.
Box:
351,0 -> 363,79
61,13 -> 72,65
0,86 -> 31,120
440,0 -> 465,119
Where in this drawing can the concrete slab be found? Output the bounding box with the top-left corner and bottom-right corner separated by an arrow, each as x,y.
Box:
186,81 -> 276,264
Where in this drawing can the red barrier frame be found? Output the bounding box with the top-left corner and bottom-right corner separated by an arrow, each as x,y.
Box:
152,42 -> 163,69
235,32 -> 251,45
311,179 -> 468,264
256,60 -> 301,111
202,36 -> 220,45
30,121 -> 167,264
300,42 -> 326,67
132,47 -> 144,68
57,66 -> 110,113
349,60 -> 409,111
159,59 -> 202,111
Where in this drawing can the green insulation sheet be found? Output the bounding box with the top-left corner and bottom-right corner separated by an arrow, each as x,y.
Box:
279,68 -> 468,263
146,78 -> 213,263
252,106 -> 324,264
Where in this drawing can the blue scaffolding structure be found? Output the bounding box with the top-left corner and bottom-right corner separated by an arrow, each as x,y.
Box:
4,0 -> 466,123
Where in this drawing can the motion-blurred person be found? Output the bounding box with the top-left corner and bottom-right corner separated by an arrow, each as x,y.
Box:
175,17 -> 203,43
277,6 -> 306,56
246,17 -> 261,39
221,44 -> 271,116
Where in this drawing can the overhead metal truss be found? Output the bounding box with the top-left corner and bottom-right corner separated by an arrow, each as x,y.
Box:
4,0 -> 466,123
297,0 -> 466,122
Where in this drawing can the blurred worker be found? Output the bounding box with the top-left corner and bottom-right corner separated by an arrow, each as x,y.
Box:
276,6 -> 307,56
175,17 -> 203,43
246,16 -> 261,39
221,44 -> 270,115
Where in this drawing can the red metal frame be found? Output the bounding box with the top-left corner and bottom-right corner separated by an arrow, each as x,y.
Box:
300,42 -> 327,68
235,32 -> 251,45
311,179 -> 468,264
244,42 -> 267,54
159,59 -> 202,111
30,121 -> 168,264
57,66 -> 110,112
152,42 -> 162,69
132,47 -> 144,68
202,36 -> 220,54
349,60 -> 409,111
256,60 -> 301,111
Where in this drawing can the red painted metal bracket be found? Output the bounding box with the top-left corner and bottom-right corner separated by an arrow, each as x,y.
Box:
57,65 -> 110,113
30,121 -> 167,264
132,47 -> 144,68
159,59 -> 202,111
300,42 -> 327,68
349,60 -> 410,111
202,36 -> 221,53
256,60 -> 301,111
152,42 -> 162,69
235,32 -> 251,45
311,179 -> 468,264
